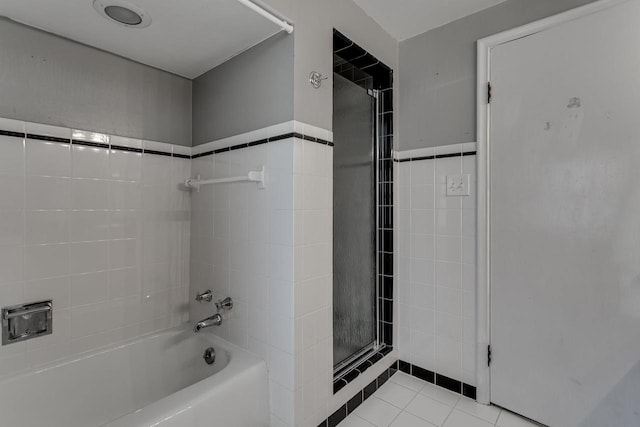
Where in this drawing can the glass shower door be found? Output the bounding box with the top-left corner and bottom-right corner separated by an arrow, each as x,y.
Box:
333,73 -> 377,369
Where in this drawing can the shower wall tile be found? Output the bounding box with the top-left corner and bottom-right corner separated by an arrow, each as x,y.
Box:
293,140 -> 333,427
188,137 -> 302,427
0,118 -> 191,380
188,126 -> 335,427
396,143 -> 477,386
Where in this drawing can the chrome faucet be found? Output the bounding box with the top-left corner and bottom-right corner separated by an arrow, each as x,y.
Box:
194,313 -> 223,332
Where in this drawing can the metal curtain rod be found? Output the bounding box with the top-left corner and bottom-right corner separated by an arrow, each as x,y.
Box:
234,0 -> 294,34
184,166 -> 266,191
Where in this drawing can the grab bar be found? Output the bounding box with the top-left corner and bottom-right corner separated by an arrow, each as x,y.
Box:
184,166 -> 265,191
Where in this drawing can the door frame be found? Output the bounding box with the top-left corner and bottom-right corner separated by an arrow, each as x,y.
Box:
474,0 -> 629,404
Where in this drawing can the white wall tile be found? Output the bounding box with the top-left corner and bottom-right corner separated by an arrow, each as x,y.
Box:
410,185 -> 435,210
109,181 -> 141,210
437,209 -> 462,236
71,271 -> 109,306
69,241 -> 108,274
410,209 -> 435,234
110,149 -> 142,181
0,118 -> 190,380
25,243 -> 69,281
109,239 -> 138,269
0,136 -> 24,179
26,176 -> 70,210
26,140 -> 71,177
410,234 -> 435,260
71,179 -> 109,210
72,145 -> 110,179
396,151 -> 477,386
25,210 -> 68,244
69,210 -> 109,242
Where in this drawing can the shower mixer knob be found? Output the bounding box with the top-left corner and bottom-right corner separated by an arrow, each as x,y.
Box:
195,290 -> 213,303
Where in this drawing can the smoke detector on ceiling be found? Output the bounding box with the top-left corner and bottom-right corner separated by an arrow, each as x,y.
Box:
93,0 -> 151,28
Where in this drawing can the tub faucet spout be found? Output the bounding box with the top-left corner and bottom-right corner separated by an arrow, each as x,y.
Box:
194,313 -> 223,332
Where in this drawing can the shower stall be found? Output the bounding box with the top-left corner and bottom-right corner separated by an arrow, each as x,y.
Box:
333,73 -> 378,370
332,30 -> 394,386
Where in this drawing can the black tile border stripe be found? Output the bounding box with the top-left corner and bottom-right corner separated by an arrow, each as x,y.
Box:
110,145 -> 142,153
320,361 -> 399,427
71,140 -> 109,149
395,150 -> 477,163
142,149 -> 172,157
192,150 -> 215,158
398,360 -> 477,400
26,133 -> 71,144
4,128 -> 335,159
0,130 -> 25,138
191,132 -> 333,159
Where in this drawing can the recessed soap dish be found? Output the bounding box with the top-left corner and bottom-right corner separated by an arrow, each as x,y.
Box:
2,300 -> 53,345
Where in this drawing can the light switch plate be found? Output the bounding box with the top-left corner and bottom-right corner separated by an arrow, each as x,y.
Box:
446,174 -> 470,196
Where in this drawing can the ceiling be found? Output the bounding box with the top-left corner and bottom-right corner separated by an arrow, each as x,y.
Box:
352,0 -> 509,41
0,0 -> 283,78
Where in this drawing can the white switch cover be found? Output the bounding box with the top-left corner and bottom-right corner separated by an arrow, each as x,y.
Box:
446,174 -> 470,196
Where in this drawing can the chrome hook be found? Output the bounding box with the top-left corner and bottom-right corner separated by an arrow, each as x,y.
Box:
309,71 -> 328,89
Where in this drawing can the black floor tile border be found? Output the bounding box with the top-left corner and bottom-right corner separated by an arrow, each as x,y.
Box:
398,360 -> 477,400
333,346 -> 393,394
1,129 -> 333,159
395,150 -> 477,163
320,361 -> 399,427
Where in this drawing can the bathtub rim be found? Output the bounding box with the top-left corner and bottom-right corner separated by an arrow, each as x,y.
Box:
0,324 -> 258,384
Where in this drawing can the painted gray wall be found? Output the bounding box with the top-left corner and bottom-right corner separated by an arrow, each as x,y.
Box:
398,0 -> 598,150
262,0 -> 398,133
192,32 -> 294,145
0,18 -> 192,146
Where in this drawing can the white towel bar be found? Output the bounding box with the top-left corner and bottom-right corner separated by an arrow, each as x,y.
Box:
184,166 -> 265,191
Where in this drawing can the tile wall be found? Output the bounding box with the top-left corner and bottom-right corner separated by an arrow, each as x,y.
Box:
0,117 -> 191,379
188,121 -> 395,427
190,135 -> 299,426
292,137 -> 333,427
396,143 -> 477,386
188,121 -> 333,427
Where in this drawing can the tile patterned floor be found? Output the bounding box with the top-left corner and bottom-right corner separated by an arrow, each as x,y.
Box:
339,372 -> 540,427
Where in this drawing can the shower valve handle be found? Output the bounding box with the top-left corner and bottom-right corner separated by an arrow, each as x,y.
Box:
195,290 -> 213,303
216,297 -> 233,311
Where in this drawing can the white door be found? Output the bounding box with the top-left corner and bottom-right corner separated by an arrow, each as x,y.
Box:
489,1 -> 640,426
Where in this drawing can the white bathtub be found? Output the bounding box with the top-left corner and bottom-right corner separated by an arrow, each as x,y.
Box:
0,326 -> 269,427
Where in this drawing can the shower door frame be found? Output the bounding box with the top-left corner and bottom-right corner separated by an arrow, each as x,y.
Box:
475,0 -> 627,405
332,29 -> 394,390
332,86 -> 381,376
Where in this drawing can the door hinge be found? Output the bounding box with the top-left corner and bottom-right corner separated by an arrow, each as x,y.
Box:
488,345 -> 492,367
487,82 -> 492,104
